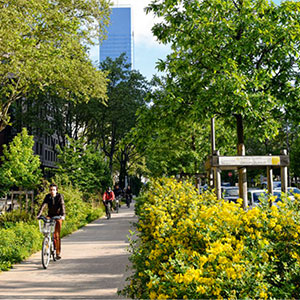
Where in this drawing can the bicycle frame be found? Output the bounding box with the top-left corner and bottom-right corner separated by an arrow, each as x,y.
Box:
38,216 -> 60,269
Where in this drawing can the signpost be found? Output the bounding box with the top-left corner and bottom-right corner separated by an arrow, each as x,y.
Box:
205,150 -> 290,207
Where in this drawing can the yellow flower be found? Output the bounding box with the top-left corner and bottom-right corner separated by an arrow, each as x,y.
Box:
218,256 -> 228,264
157,294 -> 168,299
226,267 -> 237,279
274,224 -> 282,232
196,285 -> 206,294
147,281 -> 153,289
259,291 -> 268,299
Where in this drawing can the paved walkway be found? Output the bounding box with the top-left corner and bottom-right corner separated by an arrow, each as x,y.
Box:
0,204 -> 136,299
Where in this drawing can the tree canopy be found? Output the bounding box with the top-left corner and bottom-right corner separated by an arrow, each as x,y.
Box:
146,0 -> 300,147
0,0 -> 111,131
83,54 -> 150,181
56,136 -> 111,194
0,128 -> 42,192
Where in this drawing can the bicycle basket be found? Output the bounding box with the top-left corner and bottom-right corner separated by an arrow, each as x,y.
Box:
39,220 -> 54,234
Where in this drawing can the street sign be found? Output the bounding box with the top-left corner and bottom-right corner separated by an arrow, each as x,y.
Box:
207,155 -> 289,169
218,156 -> 281,167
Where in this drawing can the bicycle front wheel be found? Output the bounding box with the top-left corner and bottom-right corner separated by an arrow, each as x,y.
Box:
42,237 -> 51,269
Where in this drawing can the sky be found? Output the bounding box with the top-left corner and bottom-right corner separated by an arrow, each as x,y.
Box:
89,0 -> 171,81
89,0 -> 282,81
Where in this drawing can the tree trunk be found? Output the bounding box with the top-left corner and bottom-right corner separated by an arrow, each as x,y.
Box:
119,153 -> 126,189
236,114 -> 244,148
235,114 -> 248,209
119,148 -> 129,189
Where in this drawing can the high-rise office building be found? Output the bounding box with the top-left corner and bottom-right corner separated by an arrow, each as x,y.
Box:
100,7 -> 133,68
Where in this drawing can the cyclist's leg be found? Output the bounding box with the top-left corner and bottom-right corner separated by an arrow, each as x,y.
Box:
109,200 -> 113,212
54,219 -> 63,257
104,200 -> 109,215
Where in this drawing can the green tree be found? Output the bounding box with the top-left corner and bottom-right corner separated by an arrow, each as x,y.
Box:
132,77 -> 236,178
83,54 -> 149,184
0,128 -> 42,192
0,0 -> 110,131
56,137 -> 111,194
146,0 -> 300,153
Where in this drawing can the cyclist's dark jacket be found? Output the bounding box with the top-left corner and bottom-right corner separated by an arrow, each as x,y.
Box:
113,187 -> 123,197
37,193 -> 65,218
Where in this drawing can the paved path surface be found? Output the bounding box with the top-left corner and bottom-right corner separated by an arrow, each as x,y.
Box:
0,204 -> 137,299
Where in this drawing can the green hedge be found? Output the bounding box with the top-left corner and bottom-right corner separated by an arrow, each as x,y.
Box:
0,222 -> 42,270
0,184 -> 104,271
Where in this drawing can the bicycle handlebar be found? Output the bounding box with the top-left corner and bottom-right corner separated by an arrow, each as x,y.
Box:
38,216 -> 62,222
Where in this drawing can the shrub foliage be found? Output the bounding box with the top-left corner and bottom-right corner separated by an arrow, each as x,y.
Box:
0,184 -> 103,271
121,178 -> 300,299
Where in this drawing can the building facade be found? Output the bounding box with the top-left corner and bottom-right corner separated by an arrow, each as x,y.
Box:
100,7 -> 133,68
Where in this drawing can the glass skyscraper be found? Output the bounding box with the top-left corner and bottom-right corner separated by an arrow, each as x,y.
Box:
100,7 -> 133,68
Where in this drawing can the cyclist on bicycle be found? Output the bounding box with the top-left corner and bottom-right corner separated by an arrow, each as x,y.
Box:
36,183 -> 65,260
113,184 -> 123,198
125,185 -> 133,208
103,187 -> 115,214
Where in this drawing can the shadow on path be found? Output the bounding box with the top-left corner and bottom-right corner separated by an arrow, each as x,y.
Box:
0,204 -> 137,299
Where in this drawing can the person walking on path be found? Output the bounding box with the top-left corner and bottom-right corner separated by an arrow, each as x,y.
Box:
36,183 -> 65,260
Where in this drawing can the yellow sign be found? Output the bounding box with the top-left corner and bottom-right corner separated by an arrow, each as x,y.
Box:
272,157 -> 280,165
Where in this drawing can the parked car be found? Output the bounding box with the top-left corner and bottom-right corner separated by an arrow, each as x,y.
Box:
262,181 -> 281,189
248,189 -> 268,206
273,187 -> 300,202
285,187 -> 300,195
199,184 -> 208,194
222,186 -> 239,203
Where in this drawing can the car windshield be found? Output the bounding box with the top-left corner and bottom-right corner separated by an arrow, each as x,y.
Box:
224,189 -> 239,197
289,188 -> 300,195
253,192 -> 267,203
274,191 -> 281,202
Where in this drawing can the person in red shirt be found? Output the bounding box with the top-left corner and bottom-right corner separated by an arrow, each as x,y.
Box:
102,187 -> 115,217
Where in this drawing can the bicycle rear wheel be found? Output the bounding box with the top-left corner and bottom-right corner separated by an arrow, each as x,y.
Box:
42,237 -> 51,269
115,201 -> 119,213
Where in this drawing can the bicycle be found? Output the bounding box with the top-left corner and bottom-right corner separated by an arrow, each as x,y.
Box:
114,195 -> 121,213
125,194 -> 132,208
38,215 -> 61,269
104,200 -> 112,219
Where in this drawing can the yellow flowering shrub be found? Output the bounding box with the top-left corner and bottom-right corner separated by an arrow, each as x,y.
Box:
120,178 -> 300,299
